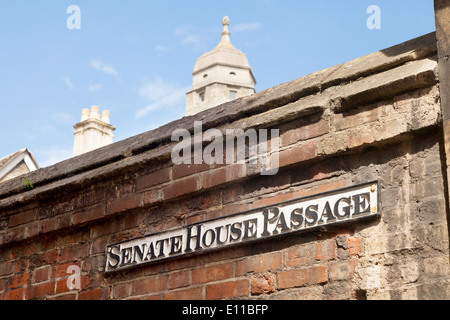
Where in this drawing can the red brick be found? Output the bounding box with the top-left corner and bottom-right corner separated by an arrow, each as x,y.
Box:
162,176 -> 200,200
236,252 -> 282,276
251,273 -> 276,295
278,141 -> 318,168
3,287 -> 25,300
192,263 -> 234,285
169,270 -> 191,289
206,279 -> 249,300
131,276 -> 168,296
206,203 -> 251,221
47,293 -> 77,300
7,272 -> 30,290
8,209 -> 36,227
143,189 -> 162,206
173,162 -> 212,180
287,243 -> 317,267
202,164 -> 246,189
316,240 -> 336,262
136,167 -> 171,191
41,216 -> 61,234
106,194 -> 142,215
79,288 -> 108,300
72,206 -> 105,225
282,120 -> 329,146
27,282 -> 54,299
297,179 -> 350,199
163,287 -> 203,300
55,278 -> 71,294
59,245 -> 89,262
347,127 -> 375,149
13,258 -> 29,274
252,191 -> 296,209
345,237 -> 364,256
278,265 -> 328,289
33,265 -> 52,283
112,282 -> 131,299
0,261 -> 14,277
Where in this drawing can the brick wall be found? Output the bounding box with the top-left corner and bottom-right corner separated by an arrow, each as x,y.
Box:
0,32 -> 449,300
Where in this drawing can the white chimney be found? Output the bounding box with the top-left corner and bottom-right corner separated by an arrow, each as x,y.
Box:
73,106 -> 116,157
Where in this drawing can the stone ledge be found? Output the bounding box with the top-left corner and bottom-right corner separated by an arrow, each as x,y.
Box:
0,33 -> 438,204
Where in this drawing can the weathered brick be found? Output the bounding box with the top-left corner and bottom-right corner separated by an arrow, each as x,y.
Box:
202,164 -> 246,190
79,288 -> 108,300
72,206 -> 105,226
282,120 -> 330,146
55,278 -> 72,294
236,252 -> 282,276
7,272 -> 31,290
163,287 -> 203,300
252,191 -> 296,209
251,273 -> 276,295
2,287 -> 25,300
8,209 -> 36,228
278,141 -> 318,168
169,270 -> 191,289
297,178 -> 350,199
27,282 -> 54,299
112,282 -> 131,299
286,243 -> 317,267
106,194 -> 142,216
173,162 -> 212,180
316,240 -> 336,262
0,261 -> 14,277
33,265 -> 52,283
206,279 -> 249,300
329,260 -> 358,281
162,176 -> 201,200
192,263 -> 234,284
278,265 -> 328,289
131,276 -> 168,296
59,245 -> 89,262
345,237 -> 364,256
136,167 -> 171,191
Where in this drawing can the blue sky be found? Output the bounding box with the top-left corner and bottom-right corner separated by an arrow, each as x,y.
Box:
0,1 -> 436,167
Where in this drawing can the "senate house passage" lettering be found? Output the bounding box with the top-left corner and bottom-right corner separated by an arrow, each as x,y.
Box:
105,181 -> 380,273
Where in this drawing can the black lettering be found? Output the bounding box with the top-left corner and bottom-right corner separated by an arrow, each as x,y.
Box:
272,211 -> 289,235
170,235 -> 183,256
107,246 -> 121,268
121,246 -> 133,266
132,244 -> 146,263
305,204 -> 319,226
334,197 -> 352,218
145,242 -> 156,261
202,229 -> 216,248
155,239 -> 170,258
185,225 -> 203,252
262,207 -> 280,236
243,218 -> 258,240
318,201 -> 336,224
353,193 -> 371,216
216,224 -> 230,245
230,222 -> 242,242
290,208 -> 304,229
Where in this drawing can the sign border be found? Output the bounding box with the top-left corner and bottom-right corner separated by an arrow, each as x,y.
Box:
104,180 -> 381,273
